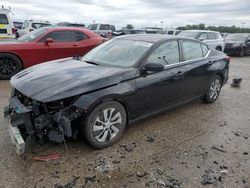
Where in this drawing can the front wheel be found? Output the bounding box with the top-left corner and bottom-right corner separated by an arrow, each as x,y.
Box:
0,53 -> 22,80
201,75 -> 222,103
81,101 -> 127,149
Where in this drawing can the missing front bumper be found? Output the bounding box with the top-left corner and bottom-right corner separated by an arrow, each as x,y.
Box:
8,124 -> 25,155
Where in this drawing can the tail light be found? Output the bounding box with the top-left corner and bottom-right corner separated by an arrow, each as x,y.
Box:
108,32 -> 112,37
29,29 -> 34,32
225,56 -> 230,64
12,28 -> 16,34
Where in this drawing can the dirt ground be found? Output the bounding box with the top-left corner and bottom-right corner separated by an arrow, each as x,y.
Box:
0,57 -> 249,188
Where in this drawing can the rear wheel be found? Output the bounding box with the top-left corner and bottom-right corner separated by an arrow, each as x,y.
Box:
201,75 -> 222,104
81,101 -> 127,149
0,53 -> 22,80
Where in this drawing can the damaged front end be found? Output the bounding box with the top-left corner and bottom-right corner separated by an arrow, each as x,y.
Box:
7,89 -> 83,154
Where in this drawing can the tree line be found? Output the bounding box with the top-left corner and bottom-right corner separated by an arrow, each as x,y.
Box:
176,23 -> 250,33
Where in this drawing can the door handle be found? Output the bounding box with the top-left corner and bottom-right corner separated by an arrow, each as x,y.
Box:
173,71 -> 184,80
73,44 -> 78,47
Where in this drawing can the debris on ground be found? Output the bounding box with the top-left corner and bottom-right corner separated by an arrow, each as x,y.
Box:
33,152 -> 61,162
201,169 -> 220,185
211,145 -> 227,153
55,176 -> 79,188
119,143 -> 136,152
146,135 -> 156,143
231,78 -> 242,87
84,175 -> 96,184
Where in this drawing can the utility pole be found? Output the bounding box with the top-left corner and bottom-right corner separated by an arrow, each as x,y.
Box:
241,22 -> 245,28
160,21 -> 164,29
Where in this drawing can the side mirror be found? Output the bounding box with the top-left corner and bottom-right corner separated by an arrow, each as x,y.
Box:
45,38 -> 54,45
247,39 -> 250,43
199,37 -> 205,41
141,63 -> 164,74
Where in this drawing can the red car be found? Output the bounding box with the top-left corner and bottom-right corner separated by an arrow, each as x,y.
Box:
0,27 -> 104,79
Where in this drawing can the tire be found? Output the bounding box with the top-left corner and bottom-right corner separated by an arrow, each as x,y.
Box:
0,53 -> 22,80
201,75 -> 222,104
81,101 -> 127,149
215,46 -> 222,51
239,47 -> 245,57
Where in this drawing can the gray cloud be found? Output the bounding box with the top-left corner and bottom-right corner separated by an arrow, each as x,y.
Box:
1,0 -> 249,28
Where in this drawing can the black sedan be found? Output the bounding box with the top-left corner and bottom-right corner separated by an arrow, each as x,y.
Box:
7,35 -> 230,154
224,33 -> 250,56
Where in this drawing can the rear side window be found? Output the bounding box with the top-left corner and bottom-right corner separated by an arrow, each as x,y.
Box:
198,33 -> 208,40
182,40 -> 203,61
75,31 -> 88,41
148,40 -> 180,65
41,31 -> 76,42
88,24 -> 98,30
167,31 -> 174,35
0,14 -> 8,24
207,33 -> 217,40
201,44 -> 209,56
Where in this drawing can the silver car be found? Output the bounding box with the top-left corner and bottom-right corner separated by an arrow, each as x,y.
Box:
87,23 -> 115,38
178,30 -> 225,51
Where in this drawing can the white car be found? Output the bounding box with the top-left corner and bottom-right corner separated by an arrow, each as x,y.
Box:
178,30 -> 225,51
16,20 -> 51,38
0,7 -> 15,39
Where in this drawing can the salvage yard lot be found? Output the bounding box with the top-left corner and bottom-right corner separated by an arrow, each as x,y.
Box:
0,57 -> 249,188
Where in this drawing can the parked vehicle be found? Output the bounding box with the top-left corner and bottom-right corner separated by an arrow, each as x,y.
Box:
113,29 -> 146,36
221,33 -> 230,38
164,29 -> 182,35
224,33 -> 250,57
0,7 -> 15,39
7,34 -> 230,154
141,27 -> 163,34
16,20 -> 51,38
0,27 -> 104,79
57,22 -> 85,28
13,21 -> 23,29
87,23 -> 116,38
178,30 -> 225,51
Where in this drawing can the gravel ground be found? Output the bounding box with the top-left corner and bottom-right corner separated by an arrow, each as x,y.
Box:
0,57 -> 249,188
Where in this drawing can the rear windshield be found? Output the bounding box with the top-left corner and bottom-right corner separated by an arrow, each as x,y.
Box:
225,34 -> 248,42
0,14 -> 8,24
99,24 -> 112,30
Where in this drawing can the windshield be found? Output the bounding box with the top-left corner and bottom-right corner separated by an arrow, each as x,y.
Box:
18,28 -> 48,42
0,14 -> 8,24
178,31 -> 199,38
82,39 -> 153,68
31,23 -> 51,29
225,34 -> 248,41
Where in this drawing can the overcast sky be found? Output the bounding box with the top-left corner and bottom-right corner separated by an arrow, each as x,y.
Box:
1,0 -> 250,29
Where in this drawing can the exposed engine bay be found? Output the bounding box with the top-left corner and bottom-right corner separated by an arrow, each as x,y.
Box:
6,89 -> 83,154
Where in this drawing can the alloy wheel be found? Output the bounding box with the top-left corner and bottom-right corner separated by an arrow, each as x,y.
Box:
93,108 -> 122,143
209,78 -> 221,100
0,56 -> 18,78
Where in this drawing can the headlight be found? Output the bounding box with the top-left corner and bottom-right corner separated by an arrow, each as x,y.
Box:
232,43 -> 241,47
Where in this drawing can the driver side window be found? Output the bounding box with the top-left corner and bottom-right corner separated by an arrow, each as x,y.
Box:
147,40 -> 180,65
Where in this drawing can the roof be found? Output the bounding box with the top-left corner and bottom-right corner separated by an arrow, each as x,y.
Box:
182,30 -> 220,33
116,34 -> 177,43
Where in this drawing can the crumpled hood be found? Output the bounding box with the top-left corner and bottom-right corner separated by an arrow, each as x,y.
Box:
11,58 -> 135,102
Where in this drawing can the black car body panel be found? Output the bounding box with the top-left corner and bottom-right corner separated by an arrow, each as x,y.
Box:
8,34 -> 230,154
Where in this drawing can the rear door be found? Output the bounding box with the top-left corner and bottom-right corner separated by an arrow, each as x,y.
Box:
179,39 -> 213,99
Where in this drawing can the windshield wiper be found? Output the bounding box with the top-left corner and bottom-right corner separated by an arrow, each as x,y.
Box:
84,60 -> 99,66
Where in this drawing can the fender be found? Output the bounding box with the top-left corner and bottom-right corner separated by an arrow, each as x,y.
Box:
73,80 -> 136,113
